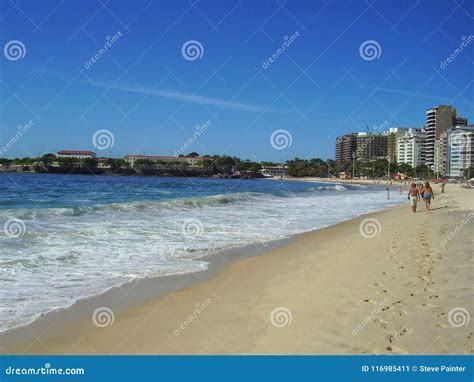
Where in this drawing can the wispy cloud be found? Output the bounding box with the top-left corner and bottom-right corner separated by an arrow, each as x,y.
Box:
92,82 -> 289,113
34,66 -> 291,113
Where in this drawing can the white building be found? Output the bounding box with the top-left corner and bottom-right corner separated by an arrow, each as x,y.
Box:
388,127 -> 410,163
57,150 -> 96,159
446,125 -> 474,178
396,128 -> 426,168
260,166 -> 288,177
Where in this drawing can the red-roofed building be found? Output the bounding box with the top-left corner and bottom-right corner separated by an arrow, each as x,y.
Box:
57,150 -> 96,159
124,155 -> 211,167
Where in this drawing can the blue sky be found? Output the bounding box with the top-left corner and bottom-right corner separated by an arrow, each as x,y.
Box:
1,0 -> 473,161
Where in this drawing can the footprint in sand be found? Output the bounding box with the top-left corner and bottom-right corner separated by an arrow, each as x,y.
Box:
375,318 -> 389,325
386,345 -> 409,354
399,328 -> 413,336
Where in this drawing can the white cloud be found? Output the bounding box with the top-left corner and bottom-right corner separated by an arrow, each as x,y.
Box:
93,82 -> 289,113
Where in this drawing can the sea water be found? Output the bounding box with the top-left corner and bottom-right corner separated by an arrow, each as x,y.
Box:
0,173 -> 406,331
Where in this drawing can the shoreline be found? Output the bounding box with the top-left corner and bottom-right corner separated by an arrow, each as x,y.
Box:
0,189 -> 401,340
2,186 -> 472,355
0,178 -> 401,337
0,237 -> 290,338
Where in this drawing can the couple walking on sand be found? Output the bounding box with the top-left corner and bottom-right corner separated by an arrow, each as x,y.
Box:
408,181 -> 434,213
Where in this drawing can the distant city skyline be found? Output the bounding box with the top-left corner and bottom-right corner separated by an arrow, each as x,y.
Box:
1,0 -> 473,161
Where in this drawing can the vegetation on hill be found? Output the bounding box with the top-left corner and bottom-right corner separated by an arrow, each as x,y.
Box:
0,152 -> 450,179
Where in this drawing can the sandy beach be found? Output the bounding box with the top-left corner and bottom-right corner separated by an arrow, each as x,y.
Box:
2,185 -> 472,355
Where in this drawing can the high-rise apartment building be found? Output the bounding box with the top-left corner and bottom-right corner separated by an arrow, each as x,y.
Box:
446,125 -> 474,178
388,127 -> 410,163
396,128 -> 426,168
425,105 -> 466,169
355,133 -> 388,162
335,134 -> 357,164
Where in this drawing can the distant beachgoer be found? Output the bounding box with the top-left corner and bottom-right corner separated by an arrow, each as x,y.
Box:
441,183 -> 445,194
386,187 -> 390,200
408,183 -> 419,213
422,181 -> 434,211
398,186 -> 403,195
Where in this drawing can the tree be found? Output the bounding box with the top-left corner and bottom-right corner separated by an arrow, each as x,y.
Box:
81,158 -> 97,169
134,159 -> 155,167
396,163 -> 414,177
235,160 -> 261,173
107,158 -> 125,170
212,155 -> 236,174
464,167 -> 474,179
415,164 -> 430,179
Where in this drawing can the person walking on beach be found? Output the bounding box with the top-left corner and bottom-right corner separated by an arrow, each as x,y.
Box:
418,183 -> 424,199
441,182 -> 445,194
408,183 -> 419,213
422,181 -> 434,211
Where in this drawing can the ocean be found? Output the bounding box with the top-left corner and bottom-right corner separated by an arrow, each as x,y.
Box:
0,173 -> 406,331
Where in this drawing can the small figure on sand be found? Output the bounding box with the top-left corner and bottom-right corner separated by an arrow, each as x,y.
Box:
441,182 -> 445,194
422,181 -> 434,211
408,183 -> 419,213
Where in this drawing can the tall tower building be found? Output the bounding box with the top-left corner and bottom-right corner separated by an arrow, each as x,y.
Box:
335,134 -> 357,164
425,105 -> 466,169
355,133 -> 388,162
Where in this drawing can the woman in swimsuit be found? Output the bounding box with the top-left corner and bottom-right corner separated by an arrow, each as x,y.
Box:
422,181 -> 434,211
